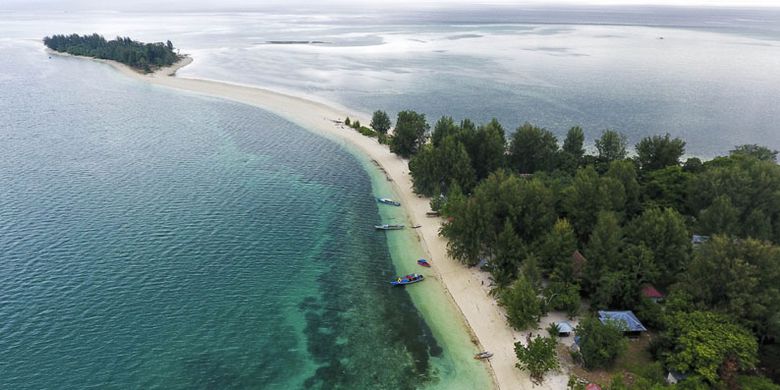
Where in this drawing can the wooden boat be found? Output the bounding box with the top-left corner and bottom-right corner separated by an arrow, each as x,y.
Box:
426,211 -> 440,217
377,198 -> 401,206
391,273 -> 424,286
474,351 -> 493,360
375,224 -> 404,230
417,259 -> 431,267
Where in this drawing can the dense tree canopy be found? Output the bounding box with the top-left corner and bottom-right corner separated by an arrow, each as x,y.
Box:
508,123 -> 558,173
575,316 -> 628,370
661,311 -> 758,384
389,110 -> 429,158
595,129 -> 628,163
370,110 -> 392,134
515,335 -> 560,384
43,33 -> 179,72
635,133 -> 686,171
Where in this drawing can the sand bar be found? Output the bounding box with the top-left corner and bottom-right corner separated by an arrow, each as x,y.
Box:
76,54 -> 569,390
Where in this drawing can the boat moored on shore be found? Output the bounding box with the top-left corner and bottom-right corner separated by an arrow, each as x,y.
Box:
374,224 -> 404,230
377,197 -> 401,206
391,273 -> 425,286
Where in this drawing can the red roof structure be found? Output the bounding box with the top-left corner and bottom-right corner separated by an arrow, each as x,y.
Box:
586,384 -> 602,390
642,284 -> 664,299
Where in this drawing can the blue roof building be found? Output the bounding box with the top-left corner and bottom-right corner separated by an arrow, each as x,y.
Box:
598,311 -> 647,334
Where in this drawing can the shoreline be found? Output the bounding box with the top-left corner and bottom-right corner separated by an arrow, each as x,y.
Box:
65,53 -> 566,389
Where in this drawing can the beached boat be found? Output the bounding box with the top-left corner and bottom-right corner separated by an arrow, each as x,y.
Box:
417,259 -> 431,267
377,198 -> 401,206
474,351 -> 493,359
426,211 -> 440,217
375,224 -> 404,230
391,273 -> 424,286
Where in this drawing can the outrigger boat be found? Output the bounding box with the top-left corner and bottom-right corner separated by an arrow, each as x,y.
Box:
474,351 -> 493,360
377,198 -> 401,206
375,224 -> 404,230
391,273 -> 424,286
417,259 -> 431,267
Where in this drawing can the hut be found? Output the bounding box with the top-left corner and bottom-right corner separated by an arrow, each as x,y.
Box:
641,284 -> 665,303
555,321 -> 574,337
598,310 -> 647,337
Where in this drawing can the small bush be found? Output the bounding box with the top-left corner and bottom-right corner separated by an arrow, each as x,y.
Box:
356,126 -> 377,137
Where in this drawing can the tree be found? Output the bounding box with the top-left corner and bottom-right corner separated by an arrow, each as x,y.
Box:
491,220 -> 525,287
679,236 -> 780,342
470,119 -> 506,180
584,211 -> 623,292
731,144 -> 779,162
641,165 -> 691,212
430,116 -> 459,147
626,207 -> 690,288
515,335 -> 560,384
408,136 -> 476,196
344,117 -> 351,126
389,110 -> 429,158
370,110 -> 392,134
508,123 -> 559,173
698,194 -> 739,236
575,316 -> 628,370
544,281 -> 581,318
500,276 -> 543,330
537,219 -> 578,281
606,160 -> 641,217
562,126 -> 586,162
661,311 -> 758,383
563,166 -> 626,239
635,133 -> 686,171
595,129 -> 628,162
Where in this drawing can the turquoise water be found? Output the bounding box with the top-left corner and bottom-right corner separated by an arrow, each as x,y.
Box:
0,42 -> 490,389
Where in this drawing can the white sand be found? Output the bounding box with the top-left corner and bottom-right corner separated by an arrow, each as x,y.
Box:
89,55 -> 570,390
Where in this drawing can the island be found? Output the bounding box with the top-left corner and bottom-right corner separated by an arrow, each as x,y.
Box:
43,33 -> 181,73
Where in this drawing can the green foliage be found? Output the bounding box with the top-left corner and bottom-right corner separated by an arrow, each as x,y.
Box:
595,129 -> 628,162
352,120 -> 361,129
408,136 -> 476,196
470,119 -> 506,180
501,276 -> 543,330
389,110 -> 429,158
678,236 -> 780,340
508,123 -> 559,173
544,281 -> 581,318
538,219 -> 579,281
575,316 -> 628,370
607,160 -> 642,217
431,116 -> 459,147
563,166 -> 626,239
737,375 -> 780,390
441,170 -> 556,266
688,155 -> 780,243
43,33 -> 180,72
370,110 -> 392,134
661,311 -> 758,383
641,165 -> 691,212
636,133 -> 686,171
563,126 -> 586,162
490,221 -> 525,287
515,335 -> 560,384
344,117 -> 351,126
731,144 -> 779,162
356,126 -> 377,137
584,211 -> 624,292
626,207 -> 690,288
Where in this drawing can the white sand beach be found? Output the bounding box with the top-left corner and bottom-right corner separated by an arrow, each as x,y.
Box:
97,55 -> 569,390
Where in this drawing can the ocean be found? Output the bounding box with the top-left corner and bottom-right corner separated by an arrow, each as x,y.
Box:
0,41 -> 490,389
1,4 -> 779,388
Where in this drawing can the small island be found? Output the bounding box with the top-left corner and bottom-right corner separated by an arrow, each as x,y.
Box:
43,33 -> 181,73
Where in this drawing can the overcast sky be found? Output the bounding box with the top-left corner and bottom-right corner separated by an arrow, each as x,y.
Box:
3,0 -> 779,10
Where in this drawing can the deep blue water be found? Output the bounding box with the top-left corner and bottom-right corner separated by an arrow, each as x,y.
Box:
0,42 -> 445,389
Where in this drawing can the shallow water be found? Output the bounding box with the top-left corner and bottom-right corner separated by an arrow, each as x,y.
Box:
4,6 -> 778,156
0,41 -> 491,389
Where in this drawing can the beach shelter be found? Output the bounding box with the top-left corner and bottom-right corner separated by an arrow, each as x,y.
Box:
641,284 -> 665,303
598,310 -> 647,337
555,321 -> 574,337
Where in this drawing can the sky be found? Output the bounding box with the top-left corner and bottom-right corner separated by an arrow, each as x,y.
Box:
3,0 -> 779,11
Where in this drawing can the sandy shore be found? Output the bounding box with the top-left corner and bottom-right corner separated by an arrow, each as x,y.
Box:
84,55 -> 568,390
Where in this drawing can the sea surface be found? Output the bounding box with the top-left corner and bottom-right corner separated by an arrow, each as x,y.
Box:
3,6 -> 779,156
0,41 -> 491,389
